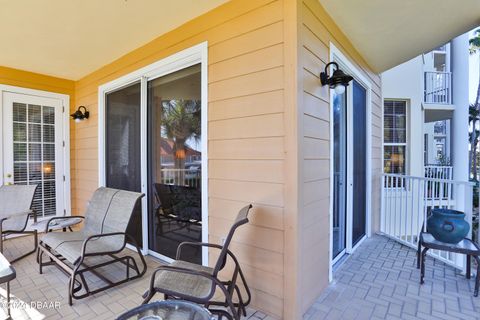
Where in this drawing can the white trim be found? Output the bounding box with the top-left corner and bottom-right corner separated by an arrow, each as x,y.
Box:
140,76 -> 148,256
0,84 -> 71,217
328,43 -> 372,281
98,42 -> 209,265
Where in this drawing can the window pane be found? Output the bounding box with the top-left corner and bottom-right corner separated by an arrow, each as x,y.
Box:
28,105 -> 42,123
384,146 -> 406,174
13,103 -> 27,122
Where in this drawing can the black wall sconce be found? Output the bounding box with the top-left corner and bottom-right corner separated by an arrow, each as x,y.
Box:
320,62 -> 353,95
70,106 -> 89,122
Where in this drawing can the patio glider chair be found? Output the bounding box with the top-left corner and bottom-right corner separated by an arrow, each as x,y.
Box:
38,187 -> 146,305
0,184 -> 38,263
142,204 -> 253,320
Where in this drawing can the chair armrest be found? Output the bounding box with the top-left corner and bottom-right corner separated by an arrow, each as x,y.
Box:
0,210 -> 34,233
44,216 -> 85,233
80,232 -> 127,257
176,242 -> 223,259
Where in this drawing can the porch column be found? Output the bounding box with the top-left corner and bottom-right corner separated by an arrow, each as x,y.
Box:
451,33 -> 470,183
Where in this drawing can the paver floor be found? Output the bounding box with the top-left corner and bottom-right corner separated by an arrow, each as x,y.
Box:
0,233 -> 268,319
304,235 -> 480,320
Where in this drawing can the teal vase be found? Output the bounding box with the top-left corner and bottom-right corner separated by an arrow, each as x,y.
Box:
427,209 -> 470,244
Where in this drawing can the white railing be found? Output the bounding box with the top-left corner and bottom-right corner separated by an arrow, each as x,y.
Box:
424,165 -> 453,180
381,174 -> 474,270
160,169 -> 201,188
424,71 -> 452,104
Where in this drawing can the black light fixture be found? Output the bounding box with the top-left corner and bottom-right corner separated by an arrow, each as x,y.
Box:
70,106 -> 89,122
320,62 -> 353,95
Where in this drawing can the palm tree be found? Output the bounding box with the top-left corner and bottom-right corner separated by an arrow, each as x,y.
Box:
469,29 -> 480,180
470,104 -> 480,180
161,99 -> 201,184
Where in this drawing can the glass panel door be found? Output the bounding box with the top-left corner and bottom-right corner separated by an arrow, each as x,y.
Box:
147,64 -> 202,263
2,92 -> 64,218
332,91 -> 347,259
351,80 -> 367,245
105,82 -> 142,246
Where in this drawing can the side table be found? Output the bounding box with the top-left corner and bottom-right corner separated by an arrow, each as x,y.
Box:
418,232 -> 480,296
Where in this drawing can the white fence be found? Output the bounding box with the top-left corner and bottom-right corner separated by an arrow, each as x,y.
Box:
160,168 -> 201,188
424,71 -> 452,104
424,165 -> 453,180
381,173 -> 474,270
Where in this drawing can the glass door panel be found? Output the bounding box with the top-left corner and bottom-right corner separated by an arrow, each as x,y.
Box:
351,80 -> 367,246
3,92 -> 64,218
147,64 -> 202,263
105,82 -> 142,246
333,91 -> 347,259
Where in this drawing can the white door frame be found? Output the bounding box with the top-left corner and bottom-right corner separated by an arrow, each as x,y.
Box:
329,43 -> 372,281
98,42 -> 209,265
0,84 -> 71,218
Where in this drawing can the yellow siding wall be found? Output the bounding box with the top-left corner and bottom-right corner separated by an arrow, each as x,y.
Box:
0,0 -> 383,317
0,66 -> 75,96
73,0 -> 286,317
298,0 -> 382,312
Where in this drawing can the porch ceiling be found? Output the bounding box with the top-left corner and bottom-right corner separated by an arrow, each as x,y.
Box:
319,0 -> 480,73
0,0 -> 228,80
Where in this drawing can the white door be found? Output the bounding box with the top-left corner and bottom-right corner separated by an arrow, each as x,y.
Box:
2,92 -> 65,218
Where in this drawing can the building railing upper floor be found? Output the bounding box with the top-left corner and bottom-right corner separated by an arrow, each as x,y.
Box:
424,71 -> 452,105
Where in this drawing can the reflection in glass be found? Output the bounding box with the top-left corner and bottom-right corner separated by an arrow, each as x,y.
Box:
332,91 -> 347,259
148,64 -> 202,263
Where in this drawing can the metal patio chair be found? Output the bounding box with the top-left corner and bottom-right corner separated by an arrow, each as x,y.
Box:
142,204 -> 253,320
0,184 -> 38,263
38,187 -> 146,305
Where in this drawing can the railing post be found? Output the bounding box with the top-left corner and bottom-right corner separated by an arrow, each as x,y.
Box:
381,175 -> 385,233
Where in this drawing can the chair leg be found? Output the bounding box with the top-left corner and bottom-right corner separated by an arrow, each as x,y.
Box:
141,290 -> 155,304
467,255 -> 471,279
417,239 -> 422,269
420,247 -> 428,284
38,248 -> 43,274
218,283 -> 240,320
475,263 -> 480,297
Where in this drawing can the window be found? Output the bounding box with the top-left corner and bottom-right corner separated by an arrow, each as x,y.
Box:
435,137 -> 446,160
384,100 -> 407,174
434,121 -> 447,135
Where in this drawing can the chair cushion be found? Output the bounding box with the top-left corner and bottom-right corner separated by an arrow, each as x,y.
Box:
153,260 -> 215,300
41,231 -> 124,264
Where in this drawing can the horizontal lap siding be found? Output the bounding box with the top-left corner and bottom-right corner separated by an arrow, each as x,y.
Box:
299,0 -> 382,313
73,0 -> 285,317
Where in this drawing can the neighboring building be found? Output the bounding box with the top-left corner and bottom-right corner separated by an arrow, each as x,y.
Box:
382,34 -> 470,181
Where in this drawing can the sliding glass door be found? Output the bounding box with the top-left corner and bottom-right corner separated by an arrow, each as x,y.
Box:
331,75 -> 369,264
105,82 -> 143,246
147,64 -> 202,264
101,44 -> 207,264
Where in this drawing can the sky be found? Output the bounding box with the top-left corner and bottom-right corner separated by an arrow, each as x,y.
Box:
470,28 -> 480,104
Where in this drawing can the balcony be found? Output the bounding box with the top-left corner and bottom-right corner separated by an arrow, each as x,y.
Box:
424,71 -> 452,105
381,174 -> 475,270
